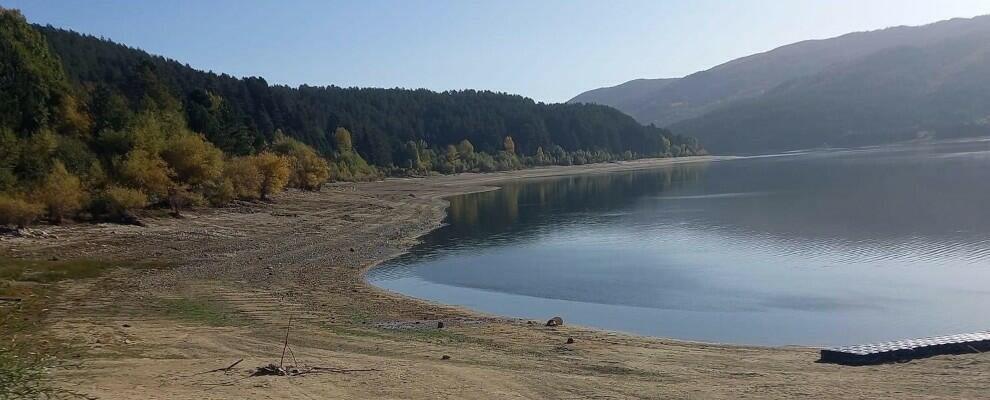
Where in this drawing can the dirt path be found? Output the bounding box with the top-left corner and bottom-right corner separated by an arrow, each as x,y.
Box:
3,156 -> 989,399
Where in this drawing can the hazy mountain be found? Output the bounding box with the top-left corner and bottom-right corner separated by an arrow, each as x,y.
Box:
568,78 -> 677,120
570,15 -> 990,153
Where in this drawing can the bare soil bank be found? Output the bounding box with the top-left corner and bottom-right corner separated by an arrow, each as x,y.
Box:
3,156 -> 988,399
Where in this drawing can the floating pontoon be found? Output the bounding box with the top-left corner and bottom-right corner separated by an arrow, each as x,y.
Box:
819,331 -> 990,365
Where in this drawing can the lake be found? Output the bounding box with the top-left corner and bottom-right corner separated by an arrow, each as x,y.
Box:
368,139 -> 990,346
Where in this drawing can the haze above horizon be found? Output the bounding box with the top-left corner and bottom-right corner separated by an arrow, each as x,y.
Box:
5,0 -> 990,103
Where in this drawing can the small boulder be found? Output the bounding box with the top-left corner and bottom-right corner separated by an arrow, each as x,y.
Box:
441,355 -> 451,360
566,337 -> 575,344
546,316 -> 564,327
437,321 -> 444,329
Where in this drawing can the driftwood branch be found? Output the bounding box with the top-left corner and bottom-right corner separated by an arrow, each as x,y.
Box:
188,358 -> 244,377
305,367 -> 380,374
280,315 -> 292,368
250,364 -> 380,377
193,313 -> 380,390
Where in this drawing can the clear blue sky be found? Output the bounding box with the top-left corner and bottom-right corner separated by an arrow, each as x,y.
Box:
4,0 -> 990,103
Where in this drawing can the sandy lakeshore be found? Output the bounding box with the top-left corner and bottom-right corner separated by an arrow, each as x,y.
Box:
3,156 -> 989,399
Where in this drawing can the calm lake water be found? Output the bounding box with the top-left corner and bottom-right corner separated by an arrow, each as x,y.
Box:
368,139 -> 990,346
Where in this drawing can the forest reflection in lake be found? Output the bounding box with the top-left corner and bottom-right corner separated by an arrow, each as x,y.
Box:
370,139 -> 990,346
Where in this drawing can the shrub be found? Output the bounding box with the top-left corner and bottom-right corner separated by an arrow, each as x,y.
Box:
272,133 -> 330,191
166,185 -> 205,217
223,156 -> 262,200
0,195 -> 43,228
160,132 -> 223,186
331,151 -> 379,182
252,152 -> 291,200
119,148 -> 173,200
204,178 -> 236,206
289,149 -> 330,190
102,186 -> 148,222
32,161 -> 86,224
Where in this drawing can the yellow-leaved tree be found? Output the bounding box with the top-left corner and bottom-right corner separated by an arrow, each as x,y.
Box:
33,160 -> 86,224
102,185 -> 148,224
289,149 -> 330,190
160,132 -> 224,187
333,127 -> 353,153
272,132 -> 330,191
252,152 -> 291,200
329,127 -> 378,181
223,156 -> 262,200
0,194 -> 43,228
502,136 -> 515,155
56,94 -> 94,138
119,148 -> 173,201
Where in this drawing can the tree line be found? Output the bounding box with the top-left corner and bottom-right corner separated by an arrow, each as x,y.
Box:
0,8 -> 704,228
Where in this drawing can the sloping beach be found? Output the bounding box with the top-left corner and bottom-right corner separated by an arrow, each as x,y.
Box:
4,156 -> 989,399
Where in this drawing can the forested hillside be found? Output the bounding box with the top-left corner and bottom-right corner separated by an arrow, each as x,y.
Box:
37,24 -> 702,164
0,8 -> 702,228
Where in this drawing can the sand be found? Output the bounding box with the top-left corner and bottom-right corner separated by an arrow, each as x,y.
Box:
3,156 -> 989,399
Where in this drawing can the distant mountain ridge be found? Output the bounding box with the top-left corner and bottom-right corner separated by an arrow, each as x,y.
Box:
570,15 -> 990,153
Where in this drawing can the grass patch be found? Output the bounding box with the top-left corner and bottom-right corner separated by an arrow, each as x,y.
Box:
0,282 -> 48,336
0,340 -> 86,399
0,283 -> 72,399
347,310 -> 373,325
0,346 -> 60,400
158,298 -> 241,326
0,256 -> 165,336
0,256 -> 168,399
0,257 -> 165,283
